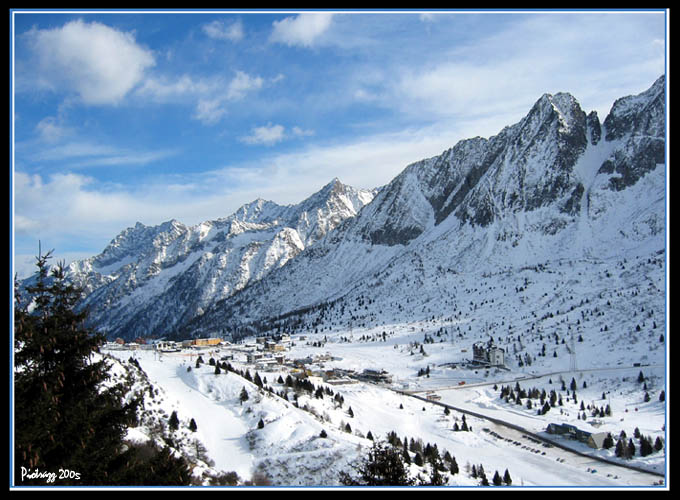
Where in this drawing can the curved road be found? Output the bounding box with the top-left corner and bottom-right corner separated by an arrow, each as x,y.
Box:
393,388 -> 665,486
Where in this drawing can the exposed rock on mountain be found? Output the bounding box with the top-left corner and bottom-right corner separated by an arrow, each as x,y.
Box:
21,76 -> 665,342
53,179 -> 375,339
186,76 -> 665,338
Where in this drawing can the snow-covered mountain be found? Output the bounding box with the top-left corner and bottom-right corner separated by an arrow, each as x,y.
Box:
21,76 -> 665,344
52,178 -> 376,340
187,75 -> 665,338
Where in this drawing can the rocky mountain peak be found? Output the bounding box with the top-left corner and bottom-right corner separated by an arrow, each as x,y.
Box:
603,74 -> 665,141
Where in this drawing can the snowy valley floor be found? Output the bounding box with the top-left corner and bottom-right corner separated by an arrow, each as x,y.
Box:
106,324 -> 667,488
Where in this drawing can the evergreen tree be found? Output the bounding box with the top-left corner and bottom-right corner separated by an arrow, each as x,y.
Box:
339,440 -> 415,486
503,468 -> 512,485
13,251 -> 190,485
449,456 -> 459,475
654,436 -> 664,452
615,439 -> 625,458
479,466 -> 489,486
239,386 -> 249,405
189,418 -> 198,432
492,470 -> 503,486
402,447 -> 411,465
168,411 -> 179,431
420,458 -> 448,486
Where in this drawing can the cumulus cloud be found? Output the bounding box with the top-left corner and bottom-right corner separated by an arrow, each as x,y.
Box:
240,123 -> 286,146
202,19 -> 244,42
137,70 -> 264,125
239,123 -> 315,146
22,19 -> 155,105
270,12 -> 334,47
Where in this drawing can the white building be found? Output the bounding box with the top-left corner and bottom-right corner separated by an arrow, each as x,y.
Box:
472,341 -> 505,367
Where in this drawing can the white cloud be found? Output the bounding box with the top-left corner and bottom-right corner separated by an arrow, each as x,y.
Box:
226,71 -> 264,100
23,19 -> 155,105
14,170 -> 198,255
270,13 -> 334,47
193,98 -> 228,125
34,116 -> 71,143
239,123 -> 315,146
24,139 -> 177,168
240,123 -> 286,146
291,126 -> 314,138
137,70 -> 264,125
135,74 -> 220,102
202,19 -> 244,42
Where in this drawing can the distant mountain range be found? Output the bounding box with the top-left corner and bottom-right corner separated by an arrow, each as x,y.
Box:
21,75 -> 666,342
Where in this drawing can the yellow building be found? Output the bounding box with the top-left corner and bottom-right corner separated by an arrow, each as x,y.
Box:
192,338 -> 222,346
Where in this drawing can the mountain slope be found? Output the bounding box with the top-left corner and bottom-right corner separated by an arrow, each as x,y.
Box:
186,75 -> 665,338
55,179 -> 376,340
22,76 -> 665,343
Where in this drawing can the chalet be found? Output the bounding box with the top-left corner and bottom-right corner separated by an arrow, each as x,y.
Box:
546,423 -> 607,449
586,432 -> 609,449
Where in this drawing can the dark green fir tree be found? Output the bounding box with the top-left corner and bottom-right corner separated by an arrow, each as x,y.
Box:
13,249 -> 190,486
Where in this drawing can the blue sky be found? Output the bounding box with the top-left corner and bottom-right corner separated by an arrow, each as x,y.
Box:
11,9 -> 667,277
